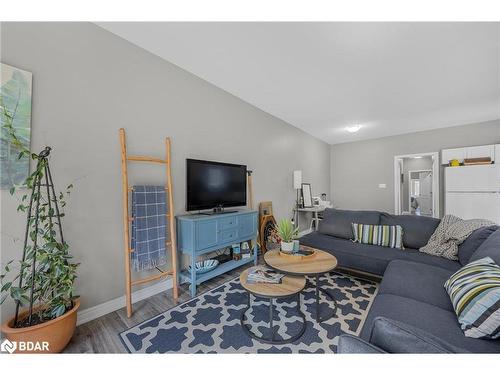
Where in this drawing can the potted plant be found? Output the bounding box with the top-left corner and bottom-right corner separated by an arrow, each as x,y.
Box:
275,218 -> 299,253
0,103 -> 79,353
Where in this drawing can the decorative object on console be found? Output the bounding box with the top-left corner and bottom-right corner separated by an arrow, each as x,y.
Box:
232,243 -> 241,260
119,128 -> 179,317
258,201 -> 278,253
241,241 -> 251,259
212,248 -> 233,264
187,259 -> 219,275
444,256 -> 500,339
1,63 -> 32,189
0,145 -> 78,353
351,223 -> 404,249
301,183 -> 313,208
275,218 -> 299,253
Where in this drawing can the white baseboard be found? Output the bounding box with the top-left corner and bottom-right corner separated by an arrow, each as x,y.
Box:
298,229 -> 313,237
76,278 -> 174,326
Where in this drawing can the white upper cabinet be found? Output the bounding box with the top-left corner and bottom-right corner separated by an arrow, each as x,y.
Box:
441,144 -> 498,165
466,145 -> 495,160
441,148 -> 467,164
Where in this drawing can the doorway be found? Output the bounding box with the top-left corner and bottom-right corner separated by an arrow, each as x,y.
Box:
394,152 -> 440,218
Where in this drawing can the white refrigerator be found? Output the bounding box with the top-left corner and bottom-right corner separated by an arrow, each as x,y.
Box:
445,164 -> 500,223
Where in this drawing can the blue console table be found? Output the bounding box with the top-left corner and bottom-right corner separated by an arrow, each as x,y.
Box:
176,210 -> 258,296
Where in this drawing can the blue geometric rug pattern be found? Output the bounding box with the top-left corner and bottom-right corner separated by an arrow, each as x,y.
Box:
119,272 -> 378,353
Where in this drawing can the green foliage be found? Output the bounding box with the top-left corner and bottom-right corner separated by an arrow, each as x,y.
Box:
275,218 -> 299,242
0,100 -> 79,324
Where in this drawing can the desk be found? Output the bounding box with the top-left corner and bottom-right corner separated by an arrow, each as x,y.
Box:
294,206 -> 329,231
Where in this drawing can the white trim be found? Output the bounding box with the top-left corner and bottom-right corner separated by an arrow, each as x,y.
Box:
77,278 -> 174,326
394,152 -> 440,219
298,228 -> 313,237
407,169 -> 432,215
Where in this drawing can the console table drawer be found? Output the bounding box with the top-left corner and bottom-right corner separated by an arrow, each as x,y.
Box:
220,228 -> 238,242
219,216 -> 238,230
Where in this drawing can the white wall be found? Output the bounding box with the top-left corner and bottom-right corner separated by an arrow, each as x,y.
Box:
330,119 -> 500,215
0,22 -> 331,321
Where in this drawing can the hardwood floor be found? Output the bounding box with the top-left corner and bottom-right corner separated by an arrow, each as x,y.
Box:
64,261 -> 257,353
64,259 -> 379,353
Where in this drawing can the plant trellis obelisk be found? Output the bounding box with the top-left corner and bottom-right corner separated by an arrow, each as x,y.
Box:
14,146 -> 72,326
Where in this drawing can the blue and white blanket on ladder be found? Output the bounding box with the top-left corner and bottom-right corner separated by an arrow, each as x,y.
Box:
130,185 -> 168,271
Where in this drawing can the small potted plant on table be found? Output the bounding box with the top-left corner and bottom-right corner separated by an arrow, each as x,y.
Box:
0,104 -> 79,353
275,218 -> 299,253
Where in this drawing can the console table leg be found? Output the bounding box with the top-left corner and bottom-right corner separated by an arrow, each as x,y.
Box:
190,256 -> 197,297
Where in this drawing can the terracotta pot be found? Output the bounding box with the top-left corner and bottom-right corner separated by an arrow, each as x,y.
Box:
1,299 -> 80,353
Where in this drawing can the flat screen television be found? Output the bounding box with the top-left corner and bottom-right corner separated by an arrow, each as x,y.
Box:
186,158 -> 247,212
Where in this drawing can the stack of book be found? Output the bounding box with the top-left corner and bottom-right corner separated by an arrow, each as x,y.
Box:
246,266 -> 284,284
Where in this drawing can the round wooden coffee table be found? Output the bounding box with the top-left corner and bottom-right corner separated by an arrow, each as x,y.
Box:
264,247 -> 338,322
239,266 -> 306,344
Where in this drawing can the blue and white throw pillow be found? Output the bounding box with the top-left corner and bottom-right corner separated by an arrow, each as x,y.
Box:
444,257 -> 500,339
351,223 -> 404,249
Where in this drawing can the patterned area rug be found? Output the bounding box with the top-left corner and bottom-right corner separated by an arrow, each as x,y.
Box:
119,272 -> 378,353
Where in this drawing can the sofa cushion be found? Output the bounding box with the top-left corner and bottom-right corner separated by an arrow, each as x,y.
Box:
337,334 -> 386,354
318,208 -> 380,240
458,225 -> 498,266
379,260 -> 454,311
470,227 -> 500,265
444,257 -> 500,339
369,317 -> 467,353
360,293 -> 500,353
352,223 -> 404,249
380,213 -> 440,249
300,232 -> 460,275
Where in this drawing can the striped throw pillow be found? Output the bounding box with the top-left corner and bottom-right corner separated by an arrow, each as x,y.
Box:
444,257 -> 500,339
351,223 -> 404,249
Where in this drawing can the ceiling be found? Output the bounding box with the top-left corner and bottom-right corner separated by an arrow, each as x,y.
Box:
97,22 -> 500,144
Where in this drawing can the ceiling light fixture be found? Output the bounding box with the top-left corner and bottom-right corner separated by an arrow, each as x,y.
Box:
345,125 -> 362,133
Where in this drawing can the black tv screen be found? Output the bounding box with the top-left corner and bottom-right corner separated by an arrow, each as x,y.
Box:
186,159 -> 247,211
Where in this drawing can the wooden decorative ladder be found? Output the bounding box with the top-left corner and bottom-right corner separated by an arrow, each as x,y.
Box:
119,128 -> 178,318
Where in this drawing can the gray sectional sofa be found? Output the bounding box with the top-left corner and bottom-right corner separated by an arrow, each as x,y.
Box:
299,208 -> 500,353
